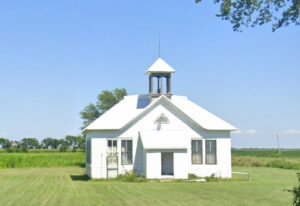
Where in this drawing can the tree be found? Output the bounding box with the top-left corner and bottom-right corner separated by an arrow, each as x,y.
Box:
21,138 -> 39,149
64,135 -> 85,149
0,138 -> 11,149
195,0 -> 299,31
76,135 -> 85,150
41,138 -> 53,149
10,140 -> 21,148
41,137 -> 61,149
51,139 -> 61,149
80,88 -> 127,128
286,172 -> 300,206
65,135 -> 76,148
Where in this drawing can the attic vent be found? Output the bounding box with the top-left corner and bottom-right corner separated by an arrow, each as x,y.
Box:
154,113 -> 169,124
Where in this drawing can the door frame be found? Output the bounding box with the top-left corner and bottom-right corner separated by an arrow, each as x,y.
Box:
161,152 -> 174,176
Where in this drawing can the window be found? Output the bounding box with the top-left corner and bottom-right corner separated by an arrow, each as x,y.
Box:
107,140 -> 117,155
192,140 -> 202,164
86,137 -> 91,164
121,140 -> 132,165
206,140 -> 217,164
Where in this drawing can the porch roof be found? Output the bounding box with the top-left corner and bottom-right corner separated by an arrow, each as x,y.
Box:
139,130 -> 189,150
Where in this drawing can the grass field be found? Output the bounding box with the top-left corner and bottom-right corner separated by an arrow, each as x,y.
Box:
0,166 -> 298,206
232,149 -> 300,158
1,149 -> 300,170
0,152 -> 84,168
232,149 -> 300,170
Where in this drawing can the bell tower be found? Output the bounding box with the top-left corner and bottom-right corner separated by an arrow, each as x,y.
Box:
145,58 -> 175,101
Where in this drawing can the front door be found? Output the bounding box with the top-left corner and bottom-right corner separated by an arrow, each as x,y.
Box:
161,152 -> 174,175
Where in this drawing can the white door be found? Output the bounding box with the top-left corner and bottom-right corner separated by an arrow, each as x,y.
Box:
161,152 -> 174,175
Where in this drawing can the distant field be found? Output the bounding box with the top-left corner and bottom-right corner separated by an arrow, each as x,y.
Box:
232,149 -> 300,170
1,149 -> 300,170
0,152 -> 84,168
0,149 -> 84,153
232,149 -> 300,158
0,166 -> 297,206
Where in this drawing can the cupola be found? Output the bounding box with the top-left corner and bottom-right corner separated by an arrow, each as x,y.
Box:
145,58 -> 175,101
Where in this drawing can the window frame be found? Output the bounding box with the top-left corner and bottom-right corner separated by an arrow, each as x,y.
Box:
121,139 -> 133,165
205,139 -> 217,165
86,137 -> 91,165
107,139 -> 118,155
191,139 -> 203,165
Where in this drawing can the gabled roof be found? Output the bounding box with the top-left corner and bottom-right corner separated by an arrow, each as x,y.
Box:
145,58 -> 176,74
82,95 -> 237,133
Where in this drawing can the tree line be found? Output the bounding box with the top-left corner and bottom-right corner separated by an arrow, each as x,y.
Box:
0,88 -> 127,152
0,135 -> 85,151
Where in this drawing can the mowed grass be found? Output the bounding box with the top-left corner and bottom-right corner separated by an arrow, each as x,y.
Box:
0,166 -> 298,206
0,152 -> 84,168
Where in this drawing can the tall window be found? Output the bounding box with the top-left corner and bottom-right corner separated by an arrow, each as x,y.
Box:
121,140 -> 132,165
107,140 -> 117,155
192,140 -> 202,164
206,140 -> 217,164
86,137 -> 91,164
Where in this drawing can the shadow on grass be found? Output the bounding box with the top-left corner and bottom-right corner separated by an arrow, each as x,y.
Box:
71,174 -> 90,181
74,163 -> 86,168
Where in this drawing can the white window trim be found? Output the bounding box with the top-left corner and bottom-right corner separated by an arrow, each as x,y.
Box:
191,138 -> 204,165
121,138 -> 133,165
205,139 -> 217,165
106,138 -> 118,156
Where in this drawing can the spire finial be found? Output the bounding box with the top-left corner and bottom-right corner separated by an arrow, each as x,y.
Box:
158,30 -> 160,58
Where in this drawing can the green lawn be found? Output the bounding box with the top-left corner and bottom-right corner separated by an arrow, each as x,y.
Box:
0,166 -> 298,206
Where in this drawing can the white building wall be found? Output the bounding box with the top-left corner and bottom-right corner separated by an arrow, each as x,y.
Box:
189,138 -> 232,178
90,138 -> 106,178
145,151 -> 161,179
144,149 -> 188,179
86,101 -> 232,179
173,150 -> 189,179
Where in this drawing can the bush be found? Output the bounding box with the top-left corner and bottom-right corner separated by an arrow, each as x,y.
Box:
188,173 -> 198,180
205,174 -> 219,182
6,147 -> 15,153
72,147 -> 77,152
6,147 -> 28,153
116,170 -> 145,182
20,146 -> 28,153
59,145 -> 67,152
286,172 -> 300,206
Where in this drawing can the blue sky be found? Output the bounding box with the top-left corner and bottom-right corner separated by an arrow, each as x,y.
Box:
0,0 -> 299,148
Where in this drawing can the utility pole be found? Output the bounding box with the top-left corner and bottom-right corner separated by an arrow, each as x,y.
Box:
277,134 -> 280,155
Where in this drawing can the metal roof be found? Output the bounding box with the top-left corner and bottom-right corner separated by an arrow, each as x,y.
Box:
145,58 -> 176,74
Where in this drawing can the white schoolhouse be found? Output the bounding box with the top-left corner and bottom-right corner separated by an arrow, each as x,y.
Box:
83,58 -> 237,179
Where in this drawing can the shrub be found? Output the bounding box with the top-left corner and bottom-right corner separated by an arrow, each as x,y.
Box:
20,146 -> 28,153
59,145 -> 67,152
117,170 -> 145,182
188,173 -> 198,180
205,174 -> 219,182
270,151 -> 281,158
6,147 -> 14,153
72,147 -> 77,152
286,172 -> 300,206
